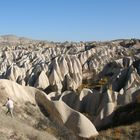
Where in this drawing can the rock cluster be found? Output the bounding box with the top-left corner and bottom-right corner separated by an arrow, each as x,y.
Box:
0,35 -> 140,138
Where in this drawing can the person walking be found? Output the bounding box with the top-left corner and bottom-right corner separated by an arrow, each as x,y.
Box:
3,97 -> 14,117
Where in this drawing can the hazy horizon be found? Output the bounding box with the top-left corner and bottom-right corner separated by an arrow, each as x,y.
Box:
0,34 -> 139,43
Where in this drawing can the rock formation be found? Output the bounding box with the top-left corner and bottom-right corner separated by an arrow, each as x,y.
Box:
0,35 -> 140,139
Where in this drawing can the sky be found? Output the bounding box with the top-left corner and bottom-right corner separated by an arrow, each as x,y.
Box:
0,0 -> 139,42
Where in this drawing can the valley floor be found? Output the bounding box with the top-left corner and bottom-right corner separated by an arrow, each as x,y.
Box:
93,121 -> 140,140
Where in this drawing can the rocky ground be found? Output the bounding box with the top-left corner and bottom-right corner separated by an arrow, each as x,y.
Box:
0,35 -> 140,139
0,91 -> 75,140
93,100 -> 140,140
0,101 -> 56,140
93,122 -> 140,140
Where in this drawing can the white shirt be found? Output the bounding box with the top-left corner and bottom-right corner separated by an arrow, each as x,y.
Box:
6,99 -> 14,109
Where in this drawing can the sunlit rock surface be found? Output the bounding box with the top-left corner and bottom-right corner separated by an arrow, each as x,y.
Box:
0,35 -> 140,138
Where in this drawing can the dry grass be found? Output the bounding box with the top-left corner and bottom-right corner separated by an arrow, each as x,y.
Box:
136,94 -> 140,103
91,101 -> 140,140
92,122 -> 140,140
77,77 -> 108,93
0,100 -> 78,140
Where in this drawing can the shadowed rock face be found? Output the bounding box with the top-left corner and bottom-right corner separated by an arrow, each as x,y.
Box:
0,37 -> 139,92
0,36 -> 140,138
0,36 -> 140,93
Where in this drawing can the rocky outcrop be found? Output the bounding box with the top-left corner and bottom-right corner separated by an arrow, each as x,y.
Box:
1,36 -> 140,138
0,37 -> 140,93
34,70 -> 50,89
0,79 -> 98,139
36,91 -> 98,138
